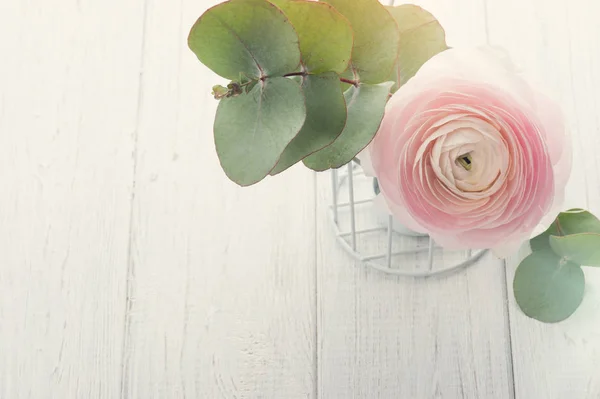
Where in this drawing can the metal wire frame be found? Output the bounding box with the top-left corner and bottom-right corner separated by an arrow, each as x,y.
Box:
329,164 -> 489,277
327,0 -> 489,276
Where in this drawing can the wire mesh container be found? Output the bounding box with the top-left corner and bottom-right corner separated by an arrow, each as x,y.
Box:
329,162 -> 488,277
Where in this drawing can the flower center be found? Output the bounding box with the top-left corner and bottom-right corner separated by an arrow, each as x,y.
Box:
456,153 -> 473,171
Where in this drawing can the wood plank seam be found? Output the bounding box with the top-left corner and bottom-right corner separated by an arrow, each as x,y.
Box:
120,0 -> 150,397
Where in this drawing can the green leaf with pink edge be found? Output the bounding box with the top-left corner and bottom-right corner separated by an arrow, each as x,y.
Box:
531,209 -> 600,252
271,73 -> 347,175
385,4 -> 448,92
322,0 -> 399,84
214,77 -> 306,186
303,81 -> 393,171
188,0 -> 301,80
513,250 -> 585,323
556,209 -> 600,234
270,0 -> 353,74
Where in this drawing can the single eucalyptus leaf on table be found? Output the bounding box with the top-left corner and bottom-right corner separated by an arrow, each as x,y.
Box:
188,0 -> 300,80
270,0 -> 353,74
530,208 -> 600,251
271,73 -> 347,175
322,0 -> 399,84
513,250 -> 585,323
550,233 -> 600,266
214,77 -> 306,186
385,4 -> 448,91
303,81 -> 393,171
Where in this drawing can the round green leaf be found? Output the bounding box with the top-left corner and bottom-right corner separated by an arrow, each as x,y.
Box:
550,233 -> 600,266
530,220 -> 560,252
385,5 -> 448,91
513,250 -> 585,323
271,73 -> 347,175
557,209 -> 600,234
323,0 -> 399,84
214,77 -> 306,186
303,81 -> 393,171
188,0 -> 301,80
531,209 -> 600,252
274,1 -> 353,74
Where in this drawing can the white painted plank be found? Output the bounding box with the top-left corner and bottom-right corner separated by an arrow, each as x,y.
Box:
120,1 -> 317,397
317,1 -> 514,398
0,0 -> 145,397
486,0 -> 600,397
317,184 -> 513,398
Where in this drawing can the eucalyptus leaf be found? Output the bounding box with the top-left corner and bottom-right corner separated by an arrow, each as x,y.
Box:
266,0 -> 287,7
530,220 -> 560,252
385,4 -> 448,91
303,81 -> 393,171
513,250 -> 585,323
271,73 -> 347,175
340,80 -> 353,93
188,0 -> 300,80
550,233 -> 600,266
322,0 -> 399,84
214,77 -> 306,186
556,209 -> 600,234
274,0 -> 353,74
531,209 -> 600,252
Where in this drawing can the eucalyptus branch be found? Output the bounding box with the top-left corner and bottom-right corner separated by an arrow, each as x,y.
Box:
282,72 -> 305,78
339,77 -> 359,87
281,72 -> 359,87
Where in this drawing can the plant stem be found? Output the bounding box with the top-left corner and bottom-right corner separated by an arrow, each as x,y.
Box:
281,72 -> 360,87
339,77 -> 359,87
283,72 -> 305,77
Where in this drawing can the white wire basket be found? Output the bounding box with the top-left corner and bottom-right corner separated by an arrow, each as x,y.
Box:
329,162 -> 488,277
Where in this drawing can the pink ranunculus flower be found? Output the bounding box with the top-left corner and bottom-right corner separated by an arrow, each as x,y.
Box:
364,46 -> 571,256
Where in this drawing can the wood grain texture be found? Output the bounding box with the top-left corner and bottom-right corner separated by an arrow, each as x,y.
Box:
120,0 -> 317,397
316,3 -> 514,398
0,0 -> 145,397
3,0 -> 600,397
486,0 -> 600,397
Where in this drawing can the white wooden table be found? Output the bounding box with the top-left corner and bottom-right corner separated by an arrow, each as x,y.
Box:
1,0 -> 600,397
